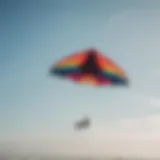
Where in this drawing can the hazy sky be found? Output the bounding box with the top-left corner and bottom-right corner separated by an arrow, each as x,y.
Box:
1,0 -> 160,158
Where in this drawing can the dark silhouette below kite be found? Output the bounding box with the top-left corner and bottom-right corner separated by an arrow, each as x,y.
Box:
74,116 -> 91,130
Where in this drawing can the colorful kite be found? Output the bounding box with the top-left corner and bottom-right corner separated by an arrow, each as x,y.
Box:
50,48 -> 128,87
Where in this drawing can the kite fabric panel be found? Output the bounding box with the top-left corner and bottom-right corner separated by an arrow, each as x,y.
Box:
50,49 -> 128,87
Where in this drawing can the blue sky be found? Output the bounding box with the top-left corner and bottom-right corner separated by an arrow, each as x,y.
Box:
1,0 -> 160,158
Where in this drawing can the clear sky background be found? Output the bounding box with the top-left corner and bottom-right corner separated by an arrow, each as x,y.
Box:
1,0 -> 160,158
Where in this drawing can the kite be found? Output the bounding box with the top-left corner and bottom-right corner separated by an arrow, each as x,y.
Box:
50,48 -> 128,87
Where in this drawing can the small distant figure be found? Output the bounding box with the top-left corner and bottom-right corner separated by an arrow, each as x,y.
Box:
74,116 -> 91,130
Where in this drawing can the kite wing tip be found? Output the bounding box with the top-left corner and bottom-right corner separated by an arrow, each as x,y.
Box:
49,67 -> 56,76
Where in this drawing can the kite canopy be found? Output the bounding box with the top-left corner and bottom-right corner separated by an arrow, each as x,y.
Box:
50,48 -> 128,87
